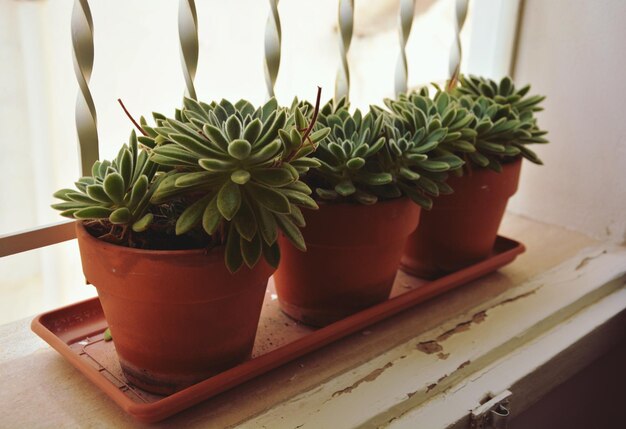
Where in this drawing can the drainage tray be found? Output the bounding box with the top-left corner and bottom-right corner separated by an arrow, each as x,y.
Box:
32,236 -> 524,423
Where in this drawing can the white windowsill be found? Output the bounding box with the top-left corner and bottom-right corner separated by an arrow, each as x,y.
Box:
1,213 -> 625,428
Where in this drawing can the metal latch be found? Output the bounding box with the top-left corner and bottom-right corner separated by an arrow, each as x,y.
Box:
470,390 -> 512,429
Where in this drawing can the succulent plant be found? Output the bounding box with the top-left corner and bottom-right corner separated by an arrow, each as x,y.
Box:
454,75 -> 549,171
51,130 -> 158,237
142,96 -> 328,273
52,91 -> 328,273
296,98 -> 388,204
373,91 -> 467,208
294,97 -> 463,209
385,88 -> 476,164
456,75 -> 545,115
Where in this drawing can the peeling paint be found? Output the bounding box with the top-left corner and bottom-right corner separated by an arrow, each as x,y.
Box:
494,289 -> 538,307
415,287 -> 543,358
331,362 -> 393,397
437,311 -> 487,342
575,250 -> 607,270
457,360 -> 471,370
416,340 -> 443,354
423,374 -> 449,394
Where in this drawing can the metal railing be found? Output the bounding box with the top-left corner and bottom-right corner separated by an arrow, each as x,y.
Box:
0,0 -> 470,259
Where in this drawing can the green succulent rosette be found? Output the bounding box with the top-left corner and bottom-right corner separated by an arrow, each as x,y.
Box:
454,75 -> 549,171
52,95 -> 329,273
293,97 -> 463,209
51,130 -> 158,234
142,97 -> 329,272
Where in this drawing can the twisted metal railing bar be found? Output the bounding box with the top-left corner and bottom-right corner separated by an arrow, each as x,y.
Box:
264,0 -> 281,98
179,0 -> 199,100
0,0 -> 477,258
395,0 -> 415,96
447,0 -> 469,91
71,0 -> 98,176
335,0 -> 354,102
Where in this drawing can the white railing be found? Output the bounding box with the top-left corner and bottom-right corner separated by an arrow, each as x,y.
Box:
0,0 -> 484,259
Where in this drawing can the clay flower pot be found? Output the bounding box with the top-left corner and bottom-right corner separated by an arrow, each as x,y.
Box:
273,198 -> 421,327
401,157 -> 522,278
75,223 -> 273,395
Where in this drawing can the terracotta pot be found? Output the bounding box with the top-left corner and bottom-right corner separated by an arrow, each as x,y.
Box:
75,223 -> 273,395
401,157 -> 522,278
273,198 -> 421,327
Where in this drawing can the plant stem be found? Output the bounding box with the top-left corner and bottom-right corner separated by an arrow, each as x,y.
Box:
285,86 -> 323,163
117,99 -> 148,136
300,86 -> 323,144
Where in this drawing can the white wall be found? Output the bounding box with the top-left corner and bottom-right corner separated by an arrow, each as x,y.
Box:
508,0 -> 626,243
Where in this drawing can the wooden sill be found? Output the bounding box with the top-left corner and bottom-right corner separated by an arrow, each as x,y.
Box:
1,213 -> 625,428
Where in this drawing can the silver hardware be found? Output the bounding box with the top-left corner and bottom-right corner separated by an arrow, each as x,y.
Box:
470,390 -> 512,429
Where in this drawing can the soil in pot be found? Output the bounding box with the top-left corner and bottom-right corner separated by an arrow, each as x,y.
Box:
76,223 -> 274,395
273,198 -> 421,327
401,157 -> 522,278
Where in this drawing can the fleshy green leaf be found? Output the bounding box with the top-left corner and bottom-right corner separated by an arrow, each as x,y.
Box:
280,189 -> 319,209
176,195 -> 210,235
243,118 -> 263,144
202,196 -> 222,235
225,116 -> 242,140
52,189 -> 76,202
132,213 -> 153,232
109,207 -> 131,224
255,204 -> 278,245
252,168 -> 295,187
217,180 -> 241,221
346,157 -> 365,170
334,180 -> 356,197
234,199 -> 257,241
203,124 -> 229,151
129,175 -> 148,209
228,139 -> 252,160
262,241 -> 280,268
419,161 -> 450,172
247,182 -> 291,214
199,158 -> 236,172
225,224 -> 244,273
275,214 -> 306,251
231,170 -> 251,185
74,206 -> 114,219
240,233 -> 262,268
103,173 -> 125,204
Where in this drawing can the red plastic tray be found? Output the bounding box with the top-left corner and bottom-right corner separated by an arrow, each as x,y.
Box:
32,236 -> 524,423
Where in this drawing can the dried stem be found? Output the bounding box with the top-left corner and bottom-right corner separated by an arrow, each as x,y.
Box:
117,98 -> 148,136
300,86 -> 322,144
285,86 -> 323,163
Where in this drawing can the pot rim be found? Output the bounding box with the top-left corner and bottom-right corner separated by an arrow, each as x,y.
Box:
75,221 -> 224,258
313,196 -> 415,208
465,155 -> 522,172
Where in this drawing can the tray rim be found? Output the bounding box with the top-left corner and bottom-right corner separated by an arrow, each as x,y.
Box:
32,235 -> 525,423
